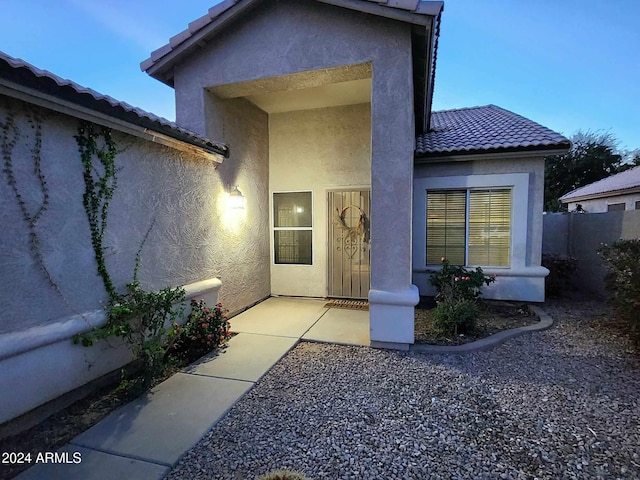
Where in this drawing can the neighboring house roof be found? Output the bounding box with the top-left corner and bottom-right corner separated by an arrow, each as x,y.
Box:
416,105 -> 571,158
0,51 -> 228,160
140,0 -> 443,132
560,165 -> 640,202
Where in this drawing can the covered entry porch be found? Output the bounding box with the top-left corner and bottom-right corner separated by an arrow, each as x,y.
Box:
206,63 -> 374,301
164,0 -> 424,347
230,296 -> 370,347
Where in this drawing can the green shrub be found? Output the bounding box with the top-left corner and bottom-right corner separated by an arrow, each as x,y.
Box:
433,297 -> 479,335
598,239 -> 640,341
542,253 -> 577,296
428,258 -> 496,336
168,299 -> 231,364
257,470 -> 308,480
74,281 -> 186,392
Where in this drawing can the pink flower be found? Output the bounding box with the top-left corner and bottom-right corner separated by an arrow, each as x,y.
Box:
454,277 -> 459,282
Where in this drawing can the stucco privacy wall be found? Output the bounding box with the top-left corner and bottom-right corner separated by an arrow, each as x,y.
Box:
413,156 -> 548,301
269,104 -> 371,297
543,210 -> 640,295
0,96 -> 269,422
174,0 -> 417,344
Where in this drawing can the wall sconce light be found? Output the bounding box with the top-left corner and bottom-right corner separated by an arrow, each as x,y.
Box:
228,185 -> 245,209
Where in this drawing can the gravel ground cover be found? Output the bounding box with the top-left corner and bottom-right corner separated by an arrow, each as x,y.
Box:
167,296 -> 639,480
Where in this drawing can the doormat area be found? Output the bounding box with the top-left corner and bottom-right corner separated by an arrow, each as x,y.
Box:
324,299 -> 369,311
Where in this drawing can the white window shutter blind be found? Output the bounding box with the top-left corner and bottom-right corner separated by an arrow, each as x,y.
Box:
468,189 -> 511,266
426,190 -> 466,265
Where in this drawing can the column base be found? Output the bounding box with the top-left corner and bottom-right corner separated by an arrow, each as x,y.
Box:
368,285 -> 419,347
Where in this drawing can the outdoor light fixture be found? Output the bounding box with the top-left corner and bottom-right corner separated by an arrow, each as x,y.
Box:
228,185 -> 245,209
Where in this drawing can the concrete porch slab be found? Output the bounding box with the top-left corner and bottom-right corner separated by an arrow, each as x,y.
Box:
302,307 -> 370,346
187,333 -> 298,382
230,296 -> 328,337
71,373 -> 252,466
15,446 -> 168,480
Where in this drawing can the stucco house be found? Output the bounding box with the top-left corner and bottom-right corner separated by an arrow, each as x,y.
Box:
560,165 -> 640,212
0,0 -> 571,424
141,0 -> 569,347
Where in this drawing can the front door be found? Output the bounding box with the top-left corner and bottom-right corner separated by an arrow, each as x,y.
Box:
327,189 -> 371,298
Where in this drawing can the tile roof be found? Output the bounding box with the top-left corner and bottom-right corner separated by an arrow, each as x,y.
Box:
0,51 -> 228,158
560,165 -> 640,201
141,0 -> 443,85
416,105 -> 570,157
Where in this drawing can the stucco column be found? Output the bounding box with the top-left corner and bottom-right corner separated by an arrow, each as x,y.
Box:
368,63 -> 419,349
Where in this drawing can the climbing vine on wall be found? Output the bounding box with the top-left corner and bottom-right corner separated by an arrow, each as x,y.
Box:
74,121 -> 119,301
1,99 -> 60,293
73,122 -> 187,389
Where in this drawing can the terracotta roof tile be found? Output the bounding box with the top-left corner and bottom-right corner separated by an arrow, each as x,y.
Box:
0,51 -> 228,158
416,105 -> 570,157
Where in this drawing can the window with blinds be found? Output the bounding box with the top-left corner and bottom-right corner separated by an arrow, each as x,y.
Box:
426,189 -> 511,267
426,190 -> 466,265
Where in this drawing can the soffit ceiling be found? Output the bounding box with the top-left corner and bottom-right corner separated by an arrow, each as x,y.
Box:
246,78 -> 371,113
207,63 -> 372,114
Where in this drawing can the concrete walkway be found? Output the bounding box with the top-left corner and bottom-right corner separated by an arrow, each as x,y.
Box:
17,297 -> 369,480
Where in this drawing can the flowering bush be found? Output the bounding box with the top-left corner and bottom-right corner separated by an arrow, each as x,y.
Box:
429,258 -> 496,335
598,239 -> 640,342
169,299 -> 231,364
429,258 -> 496,303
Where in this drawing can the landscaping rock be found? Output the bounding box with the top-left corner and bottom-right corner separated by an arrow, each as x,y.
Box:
166,297 -> 639,480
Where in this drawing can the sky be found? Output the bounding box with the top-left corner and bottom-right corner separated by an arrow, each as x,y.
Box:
1,0 -> 638,151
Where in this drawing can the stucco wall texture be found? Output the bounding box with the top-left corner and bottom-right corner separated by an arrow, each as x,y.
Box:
174,0 -> 416,300
269,103 -> 371,297
0,97 -> 270,334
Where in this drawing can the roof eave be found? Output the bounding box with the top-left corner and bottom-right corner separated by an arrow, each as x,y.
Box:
424,8 -> 442,133
318,0 -> 441,23
415,143 -> 571,162
560,186 -> 640,203
142,0 -> 445,86
144,0 -> 264,86
0,78 -> 228,162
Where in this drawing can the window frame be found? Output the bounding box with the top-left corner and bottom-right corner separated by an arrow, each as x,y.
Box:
426,187 -> 512,267
271,190 -> 314,266
607,202 -> 625,212
413,173 -> 530,272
